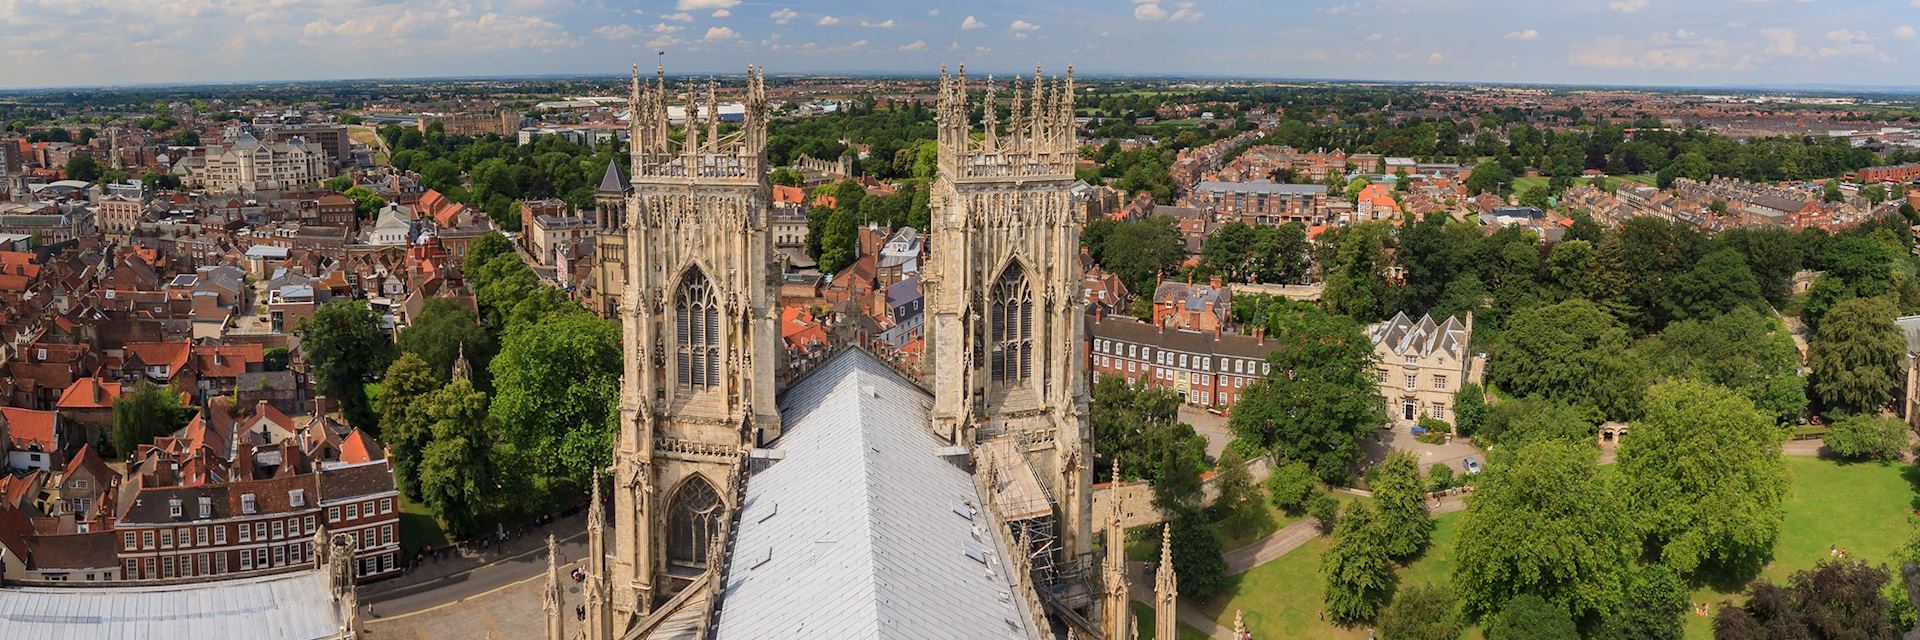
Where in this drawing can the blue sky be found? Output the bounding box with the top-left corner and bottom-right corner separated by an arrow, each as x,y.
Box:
3,0 -> 1920,89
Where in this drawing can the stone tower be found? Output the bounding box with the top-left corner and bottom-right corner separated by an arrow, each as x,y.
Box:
609,64 -> 780,627
925,65 -> 1094,558
590,156 -> 630,318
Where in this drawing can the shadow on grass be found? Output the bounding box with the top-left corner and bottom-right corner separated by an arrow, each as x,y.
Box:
1900,463 -> 1920,512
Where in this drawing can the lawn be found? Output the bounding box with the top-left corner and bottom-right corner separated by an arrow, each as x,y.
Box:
1680,457 -> 1916,638
1194,456 -> 1913,640
1510,173 -> 1656,194
397,492 -> 449,557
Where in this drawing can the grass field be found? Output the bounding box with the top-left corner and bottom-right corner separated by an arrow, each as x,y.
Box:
1679,457 -> 1916,638
1195,456 -> 1914,640
397,493 -> 449,557
1511,173 -> 1656,194
348,124 -> 390,166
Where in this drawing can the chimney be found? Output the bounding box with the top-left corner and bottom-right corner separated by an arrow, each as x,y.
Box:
1209,275 -> 1222,289
1255,326 -> 1265,345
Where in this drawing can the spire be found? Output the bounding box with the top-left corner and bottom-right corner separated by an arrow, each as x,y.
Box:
1102,465 -> 1132,640
596,155 -> 626,194
704,77 -> 720,152
584,475 -> 612,640
450,344 -> 471,381
982,75 -> 998,152
543,534 -> 565,640
1009,74 -> 1027,147
1155,524 -> 1178,640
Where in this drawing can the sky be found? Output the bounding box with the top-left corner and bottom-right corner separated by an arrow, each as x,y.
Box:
4,0 -> 1920,90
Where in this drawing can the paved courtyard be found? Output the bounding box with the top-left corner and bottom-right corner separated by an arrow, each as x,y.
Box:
1360,424 -> 1484,475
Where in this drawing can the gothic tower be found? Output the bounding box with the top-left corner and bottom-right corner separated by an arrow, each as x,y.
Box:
590,156 -> 631,318
1155,524 -> 1179,640
925,65 -> 1095,558
1101,468 -> 1133,640
610,64 -> 780,628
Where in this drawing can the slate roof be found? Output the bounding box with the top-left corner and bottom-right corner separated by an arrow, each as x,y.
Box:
1367,311 -> 1471,361
1193,180 -> 1328,196
596,156 -> 626,194
714,350 -> 1038,640
0,569 -> 345,640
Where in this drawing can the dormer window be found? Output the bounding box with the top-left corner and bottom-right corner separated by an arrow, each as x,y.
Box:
199,497 -> 212,519
241,493 -> 257,515
168,499 -> 183,518
288,489 -> 305,508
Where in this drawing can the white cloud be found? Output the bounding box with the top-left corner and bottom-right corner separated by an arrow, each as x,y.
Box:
1427,51 -> 1446,63
653,23 -> 683,33
675,0 -> 738,10
1762,27 -> 1801,55
961,16 -> 986,29
861,19 -> 894,28
711,9 -> 729,18
817,15 -> 840,25
1675,28 -> 1696,39
647,35 -> 682,49
1365,32 -> 1383,42
1896,25 -> 1917,40
1608,0 -> 1649,12
949,41 -> 960,50
769,8 -> 796,24
1169,2 -> 1204,21
662,12 -> 692,22
1320,2 -> 1360,15
975,46 -> 992,54
595,25 -> 638,40
898,40 -> 926,51
1827,28 -> 1867,44
929,9 -> 940,16
1504,29 -> 1539,41
703,26 -> 736,41
1137,2 -> 1201,21
1010,20 -> 1039,31
1134,3 -> 1167,20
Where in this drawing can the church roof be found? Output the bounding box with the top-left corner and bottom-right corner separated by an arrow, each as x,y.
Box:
0,569 -> 345,640
714,350 -> 1040,640
596,156 -> 626,194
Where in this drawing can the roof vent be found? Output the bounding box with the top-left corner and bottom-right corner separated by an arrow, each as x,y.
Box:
758,501 -> 779,523
746,546 -> 773,570
963,540 -> 989,564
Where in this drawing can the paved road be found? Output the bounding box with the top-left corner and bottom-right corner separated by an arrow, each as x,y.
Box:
364,517 -> 588,619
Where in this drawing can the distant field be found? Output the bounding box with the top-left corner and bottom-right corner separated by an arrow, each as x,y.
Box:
1511,173 -> 1656,194
348,124 -> 391,166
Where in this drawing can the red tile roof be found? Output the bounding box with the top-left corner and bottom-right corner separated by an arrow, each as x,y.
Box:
61,444 -> 116,488
338,428 -> 384,464
0,407 -> 57,451
57,377 -> 121,410
772,185 -> 806,206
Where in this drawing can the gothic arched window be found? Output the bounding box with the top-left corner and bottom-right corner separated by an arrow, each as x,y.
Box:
990,262 -> 1034,383
675,268 -> 721,389
667,476 -> 723,567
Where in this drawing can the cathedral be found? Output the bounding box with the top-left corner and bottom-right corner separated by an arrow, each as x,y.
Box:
552,63 -> 1180,640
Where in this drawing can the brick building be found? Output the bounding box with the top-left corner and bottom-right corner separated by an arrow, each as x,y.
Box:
1088,313 -> 1276,411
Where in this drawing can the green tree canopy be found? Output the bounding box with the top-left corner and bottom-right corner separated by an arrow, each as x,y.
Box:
1378,583 -> 1463,640
1490,298 -> 1628,405
398,298 -> 496,389
488,313 -> 621,492
1594,564 -> 1687,640
295,300 -> 394,430
1640,307 -> 1807,416
1322,502 -> 1397,624
1808,295 -> 1903,416
1168,515 -> 1228,599
1619,380 -> 1788,581
110,382 -> 192,456
1373,450 -> 1433,560
1454,440 -> 1632,620
417,378 -> 494,538
1662,249 -> 1766,322
1823,414 -> 1910,461
1228,309 -> 1384,484
376,353 -> 445,499
1485,594 -> 1578,640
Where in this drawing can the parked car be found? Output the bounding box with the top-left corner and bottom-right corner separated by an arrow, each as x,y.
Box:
1463,457 -> 1482,474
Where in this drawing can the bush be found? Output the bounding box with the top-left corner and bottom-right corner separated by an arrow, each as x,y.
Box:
1486,594 -> 1577,640
1824,414 -> 1910,461
1308,489 -> 1340,533
1417,414 -> 1452,435
1266,460 -> 1317,514
1378,583 -> 1463,640
1428,463 -> 1455,492
1455,382 -> 1488,437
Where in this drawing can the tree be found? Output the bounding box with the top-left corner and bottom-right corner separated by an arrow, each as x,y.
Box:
1477,397 -> 1597,448
1308,489 -> 1341,533
1620,380 -> 1787,581
377,353 -> 444,499
1485,594 -> 1578,640
341,186 -> 385,219
1378,583 -> 1462,640
1323,223 -> 1397,322
1713,561 -> 1899,640
1090,376 -> 1208,502
1168,513 -> 1228,599
1265,460 -> 1317,514
296,300 -> 393,430
1663,249 -> 1766,322
1594,564 -> 1687,640
1086,215 -> 1187,296
417,379 -> 494,538
1824,414 -> 1910,461
1454,440 -> 1631,619
769,167 -> 802,186
1452,383 -> 1487,438
171,130 -> 200,146
1210,448 -> 1258,515
1824,179 -> 1846,203
1427,463 -> 1455,492
1466,161 -> 1514,196
1229,309 -> 1385,484
65,155 -> 102,182
1863,183 -> 1888,206
398,298 -> 496,389
1373,451 -> 1433,560
1643,307 -> 1807,416
488,313 -> 621,492
1808,296 -> 1904,416
110,382 -> 191,456
1714,227 -> 1805,306
1490,298 -> 1628,405
1322,502 -> 1397,624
